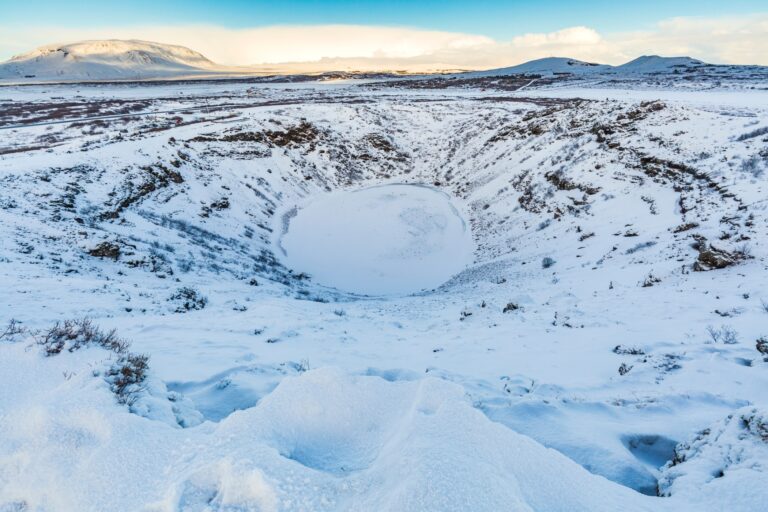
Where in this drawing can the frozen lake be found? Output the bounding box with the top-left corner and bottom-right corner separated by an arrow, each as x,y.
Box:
278,184 -> 474,295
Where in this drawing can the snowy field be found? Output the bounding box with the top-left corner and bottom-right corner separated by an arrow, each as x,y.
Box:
1,73 -> 767,511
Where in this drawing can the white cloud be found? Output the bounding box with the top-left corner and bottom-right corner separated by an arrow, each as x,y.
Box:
0,24 -> 494,68
511,26 -> 603,48
608,15 -> 768,66
1,14 -> 766,72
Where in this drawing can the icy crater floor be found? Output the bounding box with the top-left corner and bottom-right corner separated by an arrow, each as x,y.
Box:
0,78 -> 768,511
278,184 -> 474,295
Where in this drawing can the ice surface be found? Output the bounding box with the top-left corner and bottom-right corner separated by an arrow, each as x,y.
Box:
278,184 -> 474,295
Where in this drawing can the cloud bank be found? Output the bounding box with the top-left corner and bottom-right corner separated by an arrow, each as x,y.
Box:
1,13 -> 766,72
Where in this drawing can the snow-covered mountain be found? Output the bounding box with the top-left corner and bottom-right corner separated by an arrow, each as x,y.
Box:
470,56 -> 612,77
615,55 -> 707,73
465,55 -> 768,79
0,39 -> 227,81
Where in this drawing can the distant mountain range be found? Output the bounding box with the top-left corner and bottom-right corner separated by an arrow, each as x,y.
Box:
0,39 -> 764,82
471,55 -> 723,77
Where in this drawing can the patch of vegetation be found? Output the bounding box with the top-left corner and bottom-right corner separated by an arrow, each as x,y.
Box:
641,273 -> 661,287
38,318 -> 128,356
106,353 -> 150,405
706,325 -> 739,345
626,241 -> 657,255
5,318 -> 151,407
621,100 -> 665,122
100,163 -> 184,221
502,302 -> 520,313
0,319 -> 25,342
736,126 -> 768,141
739,154 -> 766,178
756,337 -> 768,361
542,257 -> 556,269
613,345 -> 645,356
544,170 -> 601,195
193,121 -> 321,150
210,197 -> 230,210
200,196 -> 230,217
672,222 -> 699,233
741,410 -> 768,442
363,133 -> 395,152
693,242 -> 749,271
87,241 -> 121,260
169,287 -> 208,313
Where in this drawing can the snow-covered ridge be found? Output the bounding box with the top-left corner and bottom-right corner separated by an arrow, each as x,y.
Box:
469,56 -> 612,77
616,55 -> 706,73
0,39 -> 229,81
470,55 -> 766,77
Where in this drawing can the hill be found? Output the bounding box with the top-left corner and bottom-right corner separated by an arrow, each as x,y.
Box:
0,39 -> 226,81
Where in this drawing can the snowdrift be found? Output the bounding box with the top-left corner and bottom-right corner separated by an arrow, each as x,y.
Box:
0,339 -> 660,511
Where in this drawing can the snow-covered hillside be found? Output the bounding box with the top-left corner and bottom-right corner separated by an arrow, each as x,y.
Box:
0,39 -> 228,81
615,55 -> 706,73
467,55 -> 767,82
470,56 -> 612,77
0,70 -> 767,510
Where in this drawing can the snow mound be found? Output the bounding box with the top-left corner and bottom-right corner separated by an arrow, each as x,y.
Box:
615,56 -> 707,74
0,336 -> 660,511
0,39 -> 223,81
470,57 -> 612,77
659,407 -> 768,508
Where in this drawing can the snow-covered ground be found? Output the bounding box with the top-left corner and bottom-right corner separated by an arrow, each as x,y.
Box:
1,72 -> 767,511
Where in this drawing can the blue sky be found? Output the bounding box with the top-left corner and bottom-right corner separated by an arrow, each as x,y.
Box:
2,0 -> 765,38
1,1 -> 766,68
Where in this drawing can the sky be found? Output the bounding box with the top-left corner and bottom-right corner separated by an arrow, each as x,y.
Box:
0,0 -> 766,70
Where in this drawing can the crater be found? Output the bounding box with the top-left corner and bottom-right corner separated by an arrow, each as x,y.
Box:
277,184 -> 474,295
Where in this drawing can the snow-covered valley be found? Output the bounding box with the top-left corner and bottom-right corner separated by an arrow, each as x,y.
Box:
1,72 -> 767,511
